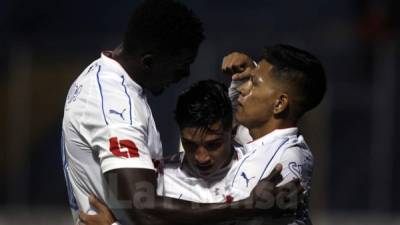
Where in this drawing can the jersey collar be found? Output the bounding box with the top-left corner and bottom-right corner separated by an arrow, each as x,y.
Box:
243,127 -> 298,153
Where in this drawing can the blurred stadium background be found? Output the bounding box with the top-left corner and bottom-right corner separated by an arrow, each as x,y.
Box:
1,0 -> 399,224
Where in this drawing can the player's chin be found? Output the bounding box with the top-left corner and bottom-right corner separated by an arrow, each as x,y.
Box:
196,168 -> 215,179
235,111 -> 246,125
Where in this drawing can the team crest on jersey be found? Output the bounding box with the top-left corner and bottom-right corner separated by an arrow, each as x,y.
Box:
66,83 -> 83,104
288,162 -> 303,178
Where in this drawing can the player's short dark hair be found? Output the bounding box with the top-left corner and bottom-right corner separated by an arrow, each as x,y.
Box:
123,0 -> 204,56
175,80 -> 233,132
262,44 -> 326,118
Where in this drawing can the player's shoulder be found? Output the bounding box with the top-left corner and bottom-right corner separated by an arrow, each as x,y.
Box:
93,53 -> 142,96
162,153 -> 185,181
163,152 -> 183,167
280,132 -> 311,151
279,134 -> 313,166
90,56 -> 151,126
64,59 -> 102,114
278,135 -> 314,182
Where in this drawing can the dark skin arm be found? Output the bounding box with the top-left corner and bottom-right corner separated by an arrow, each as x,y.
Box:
80,164 -> 302,225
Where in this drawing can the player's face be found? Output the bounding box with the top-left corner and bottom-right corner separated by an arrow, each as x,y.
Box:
149,49 -> 198,95
236,59 -> 281,129
181,122 -> 232,179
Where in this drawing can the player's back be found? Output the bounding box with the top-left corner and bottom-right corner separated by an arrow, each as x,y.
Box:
61,57 -> 108,222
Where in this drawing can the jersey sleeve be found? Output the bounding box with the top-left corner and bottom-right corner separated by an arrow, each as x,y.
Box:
278,145 -> 314,225
278,146 -> 314,187
84,72 -> 156,173
92,122 -> 155,173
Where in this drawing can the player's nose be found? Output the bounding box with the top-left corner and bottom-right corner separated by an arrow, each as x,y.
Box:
194,148 -> 211,164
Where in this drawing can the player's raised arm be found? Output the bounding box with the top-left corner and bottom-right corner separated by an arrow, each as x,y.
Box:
222,52 -> 256,144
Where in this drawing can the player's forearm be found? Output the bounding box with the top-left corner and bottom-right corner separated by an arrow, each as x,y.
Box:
105,169 -> 276,225
109,182 -> 267,224
128,195 -> 267,225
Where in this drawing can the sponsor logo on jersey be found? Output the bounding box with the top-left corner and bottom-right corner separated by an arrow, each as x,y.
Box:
109,108 -> 126,120
240,171 -> 255,187
109,137 -> 139,158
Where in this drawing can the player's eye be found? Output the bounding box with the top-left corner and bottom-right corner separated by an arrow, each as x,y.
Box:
182,140 -> 197,152
250,76 -> 257,86
205,141 -> 223,151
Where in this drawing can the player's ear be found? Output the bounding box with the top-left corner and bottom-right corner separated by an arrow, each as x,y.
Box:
141,54 -> 154,69
273,93 -> 289,114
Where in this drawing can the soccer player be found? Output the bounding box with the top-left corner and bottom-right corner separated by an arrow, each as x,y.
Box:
62,0 -> 203,223
222,44 -> 326,225
80,44 -> 326,225
61,0 -> 297,224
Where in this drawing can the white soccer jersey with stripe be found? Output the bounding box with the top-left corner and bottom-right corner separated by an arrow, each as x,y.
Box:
61,52 -> 163,224
228,127 -> 313,225
157,145 -> 245,204
228,127 -> 312,196
158,128 -> 312,225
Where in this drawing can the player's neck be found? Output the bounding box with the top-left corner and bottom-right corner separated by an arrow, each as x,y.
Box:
111,47 -> 145,85
249,119 -> 296,140
221,147 -> 235,169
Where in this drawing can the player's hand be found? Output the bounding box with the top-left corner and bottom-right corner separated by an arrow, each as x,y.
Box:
271,178 -> 304,217
79,195 -> 117,225
249,164 -> 304,216
221,52 -> 255,80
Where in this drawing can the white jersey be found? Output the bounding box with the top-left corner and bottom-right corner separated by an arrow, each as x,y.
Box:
61,52 -> 163,224
228,127 -> 313,225
158,127 -> 312,225
157,145 -> 245,204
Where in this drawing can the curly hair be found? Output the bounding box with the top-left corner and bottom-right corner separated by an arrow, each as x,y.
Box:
175,80 -> 233,132
123,0 -> 204,56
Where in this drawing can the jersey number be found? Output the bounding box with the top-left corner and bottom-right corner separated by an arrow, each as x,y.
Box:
109,137 -> 139,158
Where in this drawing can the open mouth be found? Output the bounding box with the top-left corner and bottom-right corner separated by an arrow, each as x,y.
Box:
196,164 -> 213,173
238,95 -> 246,106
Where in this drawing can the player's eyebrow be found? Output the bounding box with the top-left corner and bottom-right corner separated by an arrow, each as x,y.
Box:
203,137 -> 223,144
181,137 -> 195,143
